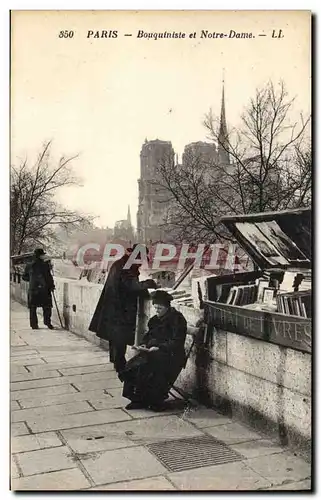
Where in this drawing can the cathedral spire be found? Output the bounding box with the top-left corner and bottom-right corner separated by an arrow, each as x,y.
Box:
127,204 -> 132,226
218,72 -> 230,166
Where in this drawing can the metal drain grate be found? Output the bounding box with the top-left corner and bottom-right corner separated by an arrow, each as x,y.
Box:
147,435 -> 243,472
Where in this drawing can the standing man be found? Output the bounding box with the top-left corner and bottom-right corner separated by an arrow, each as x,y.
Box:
22,248 -> 55,330
89,246 -> 158,377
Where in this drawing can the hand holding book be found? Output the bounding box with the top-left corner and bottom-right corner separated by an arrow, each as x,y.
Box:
132,345 -> 159,353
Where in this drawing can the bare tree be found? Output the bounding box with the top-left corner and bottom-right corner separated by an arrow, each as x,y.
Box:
281,142 -> 312,209
10,141 -> 94,255
204,80 -> 311,213
154,81 -> 311,242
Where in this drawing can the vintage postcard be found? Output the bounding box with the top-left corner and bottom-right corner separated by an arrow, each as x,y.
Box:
10,10 -> 312,491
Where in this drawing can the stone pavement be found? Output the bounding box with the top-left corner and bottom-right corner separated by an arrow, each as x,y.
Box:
10,301 -> 311,491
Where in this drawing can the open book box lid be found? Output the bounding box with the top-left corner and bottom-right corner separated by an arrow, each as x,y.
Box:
220,208 -> 311,271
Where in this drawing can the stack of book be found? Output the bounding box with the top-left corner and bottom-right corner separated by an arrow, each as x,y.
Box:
276,290 -> 311,318
225,284 -> 258,306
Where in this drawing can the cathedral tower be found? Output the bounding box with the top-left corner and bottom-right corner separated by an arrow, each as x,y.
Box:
137,139 -> 174,243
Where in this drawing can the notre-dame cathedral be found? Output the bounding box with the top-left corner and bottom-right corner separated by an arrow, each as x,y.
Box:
136,84 -> 230,244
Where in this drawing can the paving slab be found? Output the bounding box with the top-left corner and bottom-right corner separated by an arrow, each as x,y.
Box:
11,457 -> 20,479
80,445 -> 167,485
26,357 -> 109,370
11,338 -> 36,348
124,405 -> 184,420
41,345 -> 105,353
26,408 -> 132,433
11,401 -> 93,423
11,431 -> 62,453
11,401 -> 21,411
12,357 -> 45,366
35,349 -> 102,358
67,414 -> 203,446
11,349 -> 39,357
11,383 -> 78,401
182,407 -> 232,428
40,354 -> 108,364
263,479 -> 311,490
168,461 -> 271,490
11,377 -> 70,391
15,445 -> 76,476
64,370 -> 119,384
58,364 -> 113,376
61,424 -> 136,453
11,371 -> 117,390
17,389 -> 112,409
23,365 -> 66,376
10,366 -> 30,376
87,396 -> 129,410
246,451 -> 311,486
205,422 -> 264,445
11,338 -> 28,347
10,370 -> 62,383
230,439 -> 285,459
107,387 -> 125,398
90,475 -> 176,490
11,468 -> 91,490
35,344 -> 102,352
11,422 -> 30,437
72,379 -> 123,392
11,345 -> 38,351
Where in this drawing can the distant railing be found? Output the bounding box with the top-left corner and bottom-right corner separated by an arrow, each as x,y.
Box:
10,271 -> 21,283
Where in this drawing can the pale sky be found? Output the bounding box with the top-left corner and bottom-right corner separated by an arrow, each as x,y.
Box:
11,10 -> 311,229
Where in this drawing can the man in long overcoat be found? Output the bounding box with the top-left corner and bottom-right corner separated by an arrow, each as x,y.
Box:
22,248 -> 55,329
88,247 -> 158,375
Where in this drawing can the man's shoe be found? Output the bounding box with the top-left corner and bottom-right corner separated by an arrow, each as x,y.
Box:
125,401 -> 146,410
47,324 -> 54,330
31,326 -> 39,330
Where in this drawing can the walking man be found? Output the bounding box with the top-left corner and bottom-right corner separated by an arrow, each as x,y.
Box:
22,248 -> 55,330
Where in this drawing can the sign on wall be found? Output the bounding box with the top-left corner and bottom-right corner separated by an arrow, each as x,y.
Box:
204,301 -> 311,354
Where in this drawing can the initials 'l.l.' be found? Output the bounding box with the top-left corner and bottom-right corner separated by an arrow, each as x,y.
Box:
272,29 -> 284,38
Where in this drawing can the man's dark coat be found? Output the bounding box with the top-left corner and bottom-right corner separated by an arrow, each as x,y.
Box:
22,259 -> 54,308
88,255 -> 154,346
122,307 -> 187,404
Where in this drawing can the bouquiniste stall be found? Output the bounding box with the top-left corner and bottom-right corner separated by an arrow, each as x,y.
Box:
204,208 -> 311,354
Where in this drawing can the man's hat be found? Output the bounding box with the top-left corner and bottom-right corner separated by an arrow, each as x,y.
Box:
126,244 -> 150,263
151,290 -> 173,307
34,248 -> 45,258
126,243 -> 149,254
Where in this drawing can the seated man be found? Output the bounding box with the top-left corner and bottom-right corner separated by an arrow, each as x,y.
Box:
122,290 -> 187,412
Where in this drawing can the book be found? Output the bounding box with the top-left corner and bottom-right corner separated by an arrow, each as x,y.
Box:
226,287 -> 237,305
257,279 -> 270,303
277,290 -> 311,318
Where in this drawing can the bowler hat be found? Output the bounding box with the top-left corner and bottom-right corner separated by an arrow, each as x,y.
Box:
126,244 -> 150,262
34,248 -> 45,258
